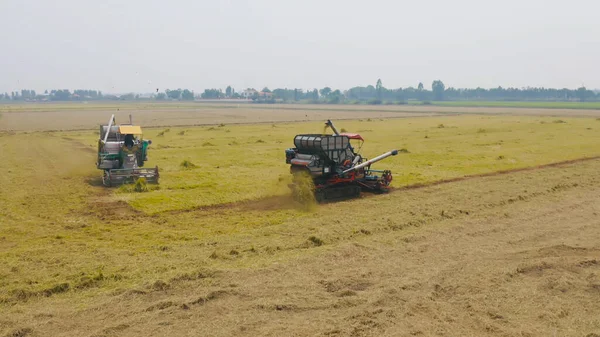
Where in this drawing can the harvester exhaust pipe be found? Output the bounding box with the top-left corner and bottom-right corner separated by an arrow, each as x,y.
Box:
342,150 -> 398,174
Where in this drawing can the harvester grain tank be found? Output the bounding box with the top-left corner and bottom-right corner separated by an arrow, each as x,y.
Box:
97,114 -> 159,186
285,119 -> 398,202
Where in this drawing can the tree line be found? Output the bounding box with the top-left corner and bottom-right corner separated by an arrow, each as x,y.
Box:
229,80 -> 598,104
342,80 -> 598,103
0,89 -> 105,101
1,80 -> 598,103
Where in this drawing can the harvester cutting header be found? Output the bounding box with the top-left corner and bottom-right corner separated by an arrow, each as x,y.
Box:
96,114 -> 159,186
285,120 -> 398,202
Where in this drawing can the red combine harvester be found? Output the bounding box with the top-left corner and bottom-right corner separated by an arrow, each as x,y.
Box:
285,120 -> 398,202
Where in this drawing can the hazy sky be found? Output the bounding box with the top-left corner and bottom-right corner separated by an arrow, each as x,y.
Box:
0,0 -> 598,93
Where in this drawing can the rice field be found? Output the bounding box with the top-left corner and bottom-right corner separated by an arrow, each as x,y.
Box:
1,103 -> 600,337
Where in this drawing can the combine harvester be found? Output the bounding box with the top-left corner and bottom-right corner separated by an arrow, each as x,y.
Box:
285,119 -> 398,202
96,114 -> 159,186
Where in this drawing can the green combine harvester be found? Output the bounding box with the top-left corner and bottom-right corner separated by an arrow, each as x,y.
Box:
96,114 -> 159,186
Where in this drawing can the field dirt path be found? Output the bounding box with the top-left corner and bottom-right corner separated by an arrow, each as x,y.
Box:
4,158 -> 600,337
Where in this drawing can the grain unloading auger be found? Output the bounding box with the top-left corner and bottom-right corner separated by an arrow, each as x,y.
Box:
285,120 -> 398,202
97,114 -> 159,186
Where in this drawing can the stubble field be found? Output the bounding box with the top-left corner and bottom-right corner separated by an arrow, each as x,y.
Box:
1,102 -> 600,337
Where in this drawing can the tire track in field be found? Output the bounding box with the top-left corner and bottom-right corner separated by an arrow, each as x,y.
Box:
391,155 -> 600,192
162,155 -> 600,215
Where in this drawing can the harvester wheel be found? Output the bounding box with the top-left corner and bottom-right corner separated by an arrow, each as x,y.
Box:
102,171 -> 111,187
382,170 -> 393,186
315,190 -> 325,203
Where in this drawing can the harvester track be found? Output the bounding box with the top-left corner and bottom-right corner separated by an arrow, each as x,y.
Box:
315,185 -> 362,203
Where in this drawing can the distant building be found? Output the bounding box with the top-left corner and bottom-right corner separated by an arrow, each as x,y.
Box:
35,93 -> 50,102
242,89 -> 258,98
257,91 -> 273,98
240,88 -> 274,100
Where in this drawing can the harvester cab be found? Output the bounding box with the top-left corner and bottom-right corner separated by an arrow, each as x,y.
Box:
97,114 -> 159,186
286,119 -> 398,202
